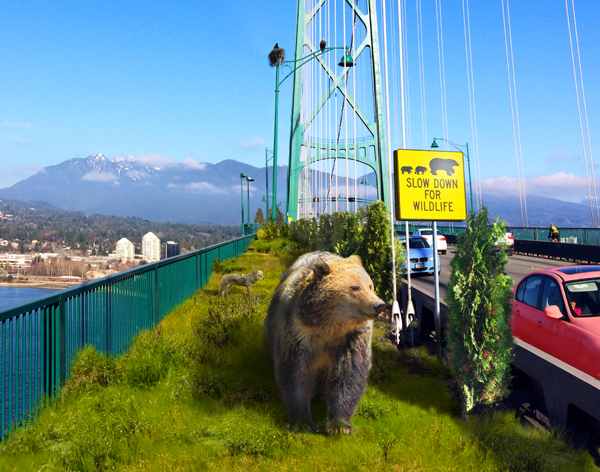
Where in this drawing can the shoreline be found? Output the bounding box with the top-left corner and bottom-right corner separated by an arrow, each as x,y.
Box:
0,281 -> 81,290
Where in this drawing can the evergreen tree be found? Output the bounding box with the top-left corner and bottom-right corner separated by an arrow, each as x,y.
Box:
275,205 -> 284,226
254,208 -> 265,224
446,207 -> 514,414
357,201 -> 395,303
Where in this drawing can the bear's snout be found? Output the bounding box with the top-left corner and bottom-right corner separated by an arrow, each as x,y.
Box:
374,301 -> 386,313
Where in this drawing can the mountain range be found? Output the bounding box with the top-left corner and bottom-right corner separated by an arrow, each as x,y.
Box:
0,154 -> 596,228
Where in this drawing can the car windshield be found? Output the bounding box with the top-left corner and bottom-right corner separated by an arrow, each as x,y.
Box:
419,229 -> 441,236
565,279 -> 600,317
399,238 -> 431,249
408,238 -> 430,249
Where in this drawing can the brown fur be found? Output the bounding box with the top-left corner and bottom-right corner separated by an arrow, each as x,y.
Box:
218,269 -> 264,298
264,251 -> 386,434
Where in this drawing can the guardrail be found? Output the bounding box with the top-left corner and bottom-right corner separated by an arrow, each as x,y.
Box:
514,240 -> 600,264
1,234 -> 256,438
395,224 -> 600,246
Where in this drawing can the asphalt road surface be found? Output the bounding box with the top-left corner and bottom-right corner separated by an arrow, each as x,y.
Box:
405,247 -> 579,300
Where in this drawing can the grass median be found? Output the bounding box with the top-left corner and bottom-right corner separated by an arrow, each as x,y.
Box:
0,236 -> 595,471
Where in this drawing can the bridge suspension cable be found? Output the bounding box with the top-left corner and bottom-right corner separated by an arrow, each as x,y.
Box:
501,0 -> 528,227
461,0 -> 482,211
565,0 -> 599,226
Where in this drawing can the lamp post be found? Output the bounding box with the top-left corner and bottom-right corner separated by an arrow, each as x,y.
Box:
240,173 -> 253,234
431,138 -> 474,213
269,42 -> 353,223
265,148 -> 274,223
246,175 -> 254,228
240,173 -> 245,235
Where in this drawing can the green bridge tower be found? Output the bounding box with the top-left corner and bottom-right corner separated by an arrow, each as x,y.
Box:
287,0 -> 389,221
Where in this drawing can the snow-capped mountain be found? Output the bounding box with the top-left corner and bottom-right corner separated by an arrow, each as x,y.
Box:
0,155 -> 287,225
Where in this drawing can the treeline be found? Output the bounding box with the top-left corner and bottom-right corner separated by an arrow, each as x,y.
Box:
0,199 -> 242,254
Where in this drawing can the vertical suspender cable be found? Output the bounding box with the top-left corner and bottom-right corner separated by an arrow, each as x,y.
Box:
435,0 -> 449,146
501,0 -> 525,227
416,0 -> 428,149
462,0 -> 481,210
396,0 -> 414,342
506,0 -> 528,227
381,0 -> 400,323
566,0 -> 597,226
571,0 -> 599,224
352,1 -> 358,212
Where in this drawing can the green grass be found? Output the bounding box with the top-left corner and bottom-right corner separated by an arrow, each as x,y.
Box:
1,237 -> 596,471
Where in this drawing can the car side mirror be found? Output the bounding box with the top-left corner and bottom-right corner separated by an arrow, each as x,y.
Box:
544,305 -> 563,320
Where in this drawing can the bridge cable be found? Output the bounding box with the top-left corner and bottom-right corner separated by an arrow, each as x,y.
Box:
416,0 -> 428,149
462,0 -> 482,211
435,0 -> 449,149
381,0 -> 401,329
501,0 -> 528,227
565,0 -> 598,226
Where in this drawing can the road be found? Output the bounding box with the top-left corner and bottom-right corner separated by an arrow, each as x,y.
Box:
405,248 -> 578,299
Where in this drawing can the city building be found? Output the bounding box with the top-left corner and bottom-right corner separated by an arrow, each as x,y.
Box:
161,241 -> 180,259
142,232 -> 161,262
116,238 -> 135,261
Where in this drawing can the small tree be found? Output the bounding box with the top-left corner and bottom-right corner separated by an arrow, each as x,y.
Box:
274,204 -> 284,226
446,207 -> 514,414
254,208 -> 265,224
357,201 -> 396,303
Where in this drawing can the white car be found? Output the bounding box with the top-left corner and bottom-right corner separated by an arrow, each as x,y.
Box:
412,228 -> 447,255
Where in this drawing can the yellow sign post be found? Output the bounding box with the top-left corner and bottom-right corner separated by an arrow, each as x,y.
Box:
393,149 -> 467,221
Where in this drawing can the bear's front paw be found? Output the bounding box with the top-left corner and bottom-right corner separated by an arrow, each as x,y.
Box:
327,419 -> 354,435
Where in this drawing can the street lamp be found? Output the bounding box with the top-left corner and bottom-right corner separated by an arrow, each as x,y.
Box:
269,42 -> 353,223
240,173 -> 254,235
265,148 -> 274,223
431,138 -> 474,213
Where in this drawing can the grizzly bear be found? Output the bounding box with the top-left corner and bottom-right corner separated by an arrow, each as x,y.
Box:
264,251 -> 386,434
429,157 -> 459,175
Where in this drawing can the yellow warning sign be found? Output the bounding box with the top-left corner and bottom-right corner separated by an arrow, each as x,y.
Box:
394,149 -> 467,221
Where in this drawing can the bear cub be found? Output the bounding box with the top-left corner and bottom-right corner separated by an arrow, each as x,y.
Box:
264,251 -> 386,434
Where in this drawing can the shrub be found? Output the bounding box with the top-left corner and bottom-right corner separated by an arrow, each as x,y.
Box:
288,202 -> 402,304
358,201 -> 399,303
446,207 -> 514,413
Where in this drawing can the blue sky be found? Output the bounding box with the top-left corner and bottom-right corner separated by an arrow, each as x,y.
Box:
1,0 -> 600,207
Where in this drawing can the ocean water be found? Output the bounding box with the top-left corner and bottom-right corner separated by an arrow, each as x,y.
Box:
0,286 -> 58,312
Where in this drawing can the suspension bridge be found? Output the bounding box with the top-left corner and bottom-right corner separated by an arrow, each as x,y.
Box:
267,0 -> 599,230
2,0 -> 600,454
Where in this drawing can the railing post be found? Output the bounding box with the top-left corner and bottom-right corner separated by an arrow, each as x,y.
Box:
195,254 -> 199,291
105,285 -> 112,354
154,266 -> 159,325
59,297 -> 66,386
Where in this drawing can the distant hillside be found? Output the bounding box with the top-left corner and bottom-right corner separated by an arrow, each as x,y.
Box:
0,155 -> 596,227
0,198 -> 241,253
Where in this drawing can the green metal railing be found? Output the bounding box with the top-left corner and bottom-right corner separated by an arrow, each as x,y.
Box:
1,234 -> 255,437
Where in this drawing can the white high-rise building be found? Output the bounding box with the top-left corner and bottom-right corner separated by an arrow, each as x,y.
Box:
116,238 -> 134,261
142,232 -> 161,261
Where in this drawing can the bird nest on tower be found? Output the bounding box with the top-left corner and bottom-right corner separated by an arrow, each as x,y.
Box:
268,44 -> 286,67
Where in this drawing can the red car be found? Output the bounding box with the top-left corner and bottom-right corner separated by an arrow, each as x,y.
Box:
511,266 -> 600,380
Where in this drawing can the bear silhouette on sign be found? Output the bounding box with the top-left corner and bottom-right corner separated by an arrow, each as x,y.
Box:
429,158 -> 459,176
415,166 -> 427,175
401,166 -> 413,174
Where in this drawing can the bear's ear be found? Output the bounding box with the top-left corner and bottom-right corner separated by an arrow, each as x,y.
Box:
312,261 -> 331,279
347,255 -> 363,267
